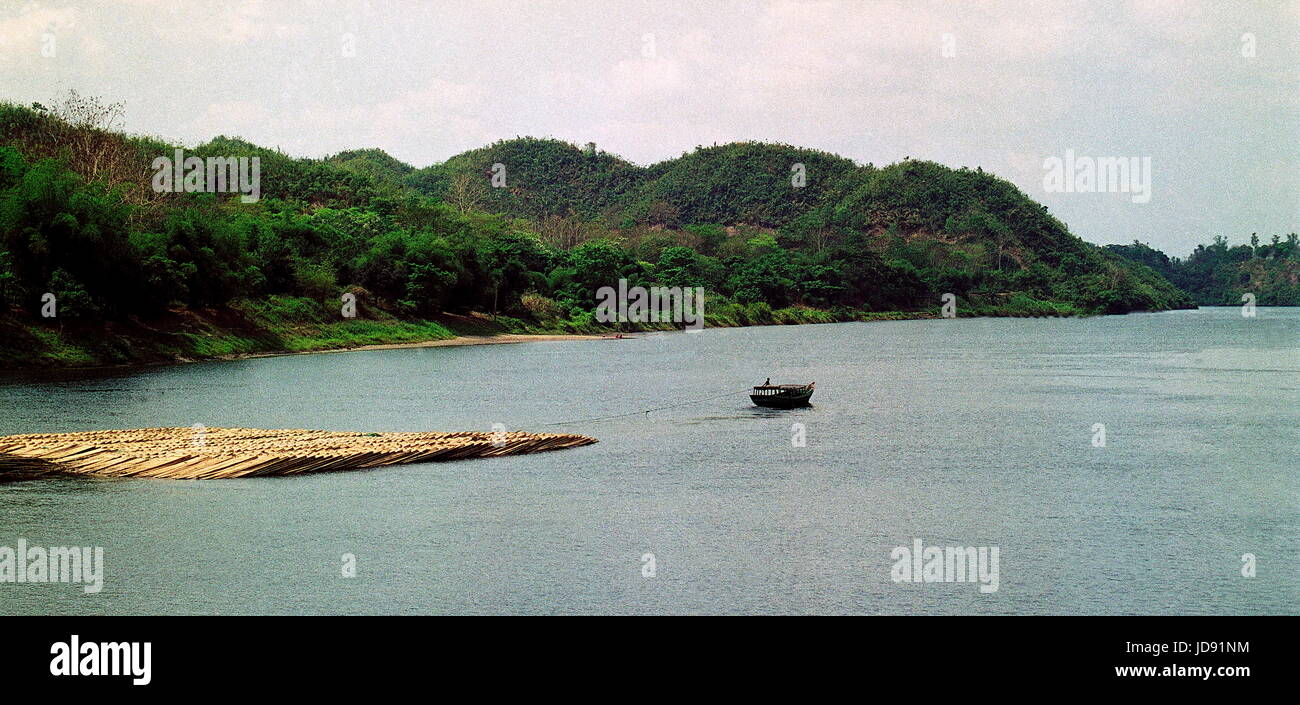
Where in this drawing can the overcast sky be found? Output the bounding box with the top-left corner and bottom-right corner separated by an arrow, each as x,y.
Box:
2,0 -> 1296,256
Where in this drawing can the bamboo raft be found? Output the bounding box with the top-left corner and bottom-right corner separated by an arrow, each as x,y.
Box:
0,427 -> 597,480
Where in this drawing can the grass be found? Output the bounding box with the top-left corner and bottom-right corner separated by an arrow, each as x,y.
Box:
24,327 -> 99,366
277,319 -> 458,351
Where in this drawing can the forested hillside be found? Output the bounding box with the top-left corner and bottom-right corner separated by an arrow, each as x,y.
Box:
1106,236 -> 1299,306
1,94 -> 1198,368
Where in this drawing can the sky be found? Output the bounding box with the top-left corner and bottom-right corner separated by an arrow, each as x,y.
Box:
1,0 -> 1297,257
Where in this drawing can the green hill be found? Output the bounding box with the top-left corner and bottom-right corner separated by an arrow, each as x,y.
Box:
619,142 -> 860,227
326,148 -> 415,187
407,137 -> 645,220
0,97 -> 1203,368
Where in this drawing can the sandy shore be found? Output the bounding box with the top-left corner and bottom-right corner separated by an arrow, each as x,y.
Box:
217,333 -> 614,361
331,333 -> 610,351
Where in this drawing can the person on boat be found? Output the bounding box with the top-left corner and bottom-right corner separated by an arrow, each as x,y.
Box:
764,377 -> 770,385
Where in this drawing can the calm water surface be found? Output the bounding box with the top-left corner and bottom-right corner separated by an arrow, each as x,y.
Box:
1,307 -> 1296,614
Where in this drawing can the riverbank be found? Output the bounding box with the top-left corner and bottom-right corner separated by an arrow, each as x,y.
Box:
217,333 -> 609,361
0,293 -> 1090,370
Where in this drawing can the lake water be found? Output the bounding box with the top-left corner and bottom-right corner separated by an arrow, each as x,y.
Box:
1,307 -> 1296,615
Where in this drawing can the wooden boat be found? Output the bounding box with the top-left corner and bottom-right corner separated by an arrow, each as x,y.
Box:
750,382 -> 815,408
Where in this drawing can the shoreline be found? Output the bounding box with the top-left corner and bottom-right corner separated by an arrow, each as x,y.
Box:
3,305 -> 1222,373
0,332 -> 617,377
214,333 -> 612,361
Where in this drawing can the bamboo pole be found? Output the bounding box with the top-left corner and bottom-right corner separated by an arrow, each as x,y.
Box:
0,428 -> 597,480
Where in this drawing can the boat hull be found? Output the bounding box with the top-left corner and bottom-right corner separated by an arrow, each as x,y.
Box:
750,391 -> 813,408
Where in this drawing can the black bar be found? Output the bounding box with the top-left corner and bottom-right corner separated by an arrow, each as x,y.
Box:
0,616 -> 1286,692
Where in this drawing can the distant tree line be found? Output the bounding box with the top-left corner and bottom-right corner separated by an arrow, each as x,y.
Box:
1105,235 -> 1299,306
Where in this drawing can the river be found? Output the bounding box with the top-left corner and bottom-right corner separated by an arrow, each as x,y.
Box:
1,307 -> 1295,614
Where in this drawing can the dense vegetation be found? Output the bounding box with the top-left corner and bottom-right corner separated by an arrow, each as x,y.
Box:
1106,236 -> 1299,306
0,94 -> 1215,367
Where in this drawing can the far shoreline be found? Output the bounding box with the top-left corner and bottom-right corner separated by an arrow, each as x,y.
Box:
4,305 -> 1244,374
214,332 -> 611,361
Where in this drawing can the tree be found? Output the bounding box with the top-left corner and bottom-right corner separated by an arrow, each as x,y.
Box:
446,171 -> 486,214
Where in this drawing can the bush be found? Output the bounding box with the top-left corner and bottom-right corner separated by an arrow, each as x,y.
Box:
520,292 -> 562,321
